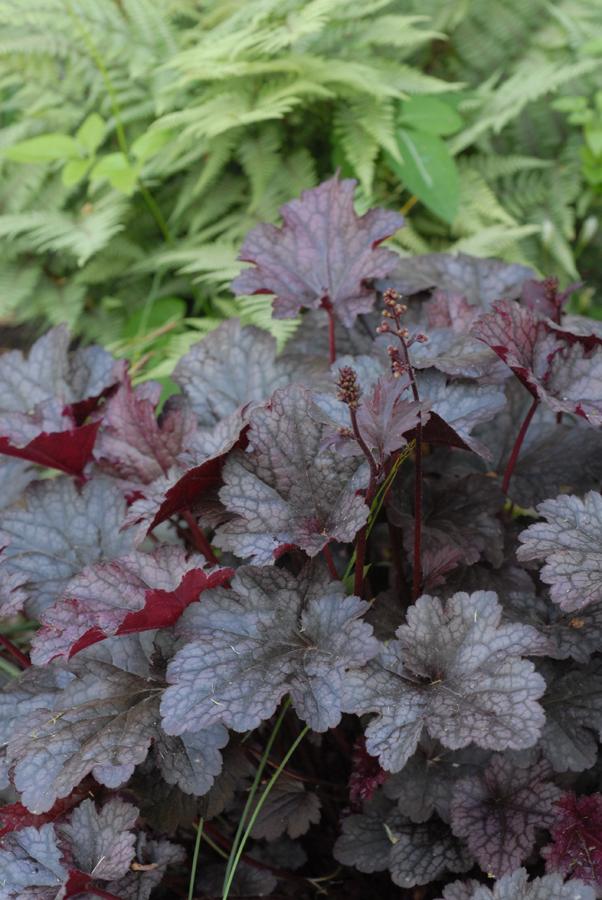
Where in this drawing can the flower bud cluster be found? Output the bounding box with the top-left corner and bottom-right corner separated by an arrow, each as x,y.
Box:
336,366 -> 361,410
376,289 -> 428,375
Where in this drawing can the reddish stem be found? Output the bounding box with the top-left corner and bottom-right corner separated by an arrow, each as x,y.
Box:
182,509 -> 220,567
502,397 -> 539,495
412,423 -> 423,601
349,406 -> 379,480
397,340 -> 423,601
322,544 -> 339,580
354,477 -> 377,598
0,633 -> 30,668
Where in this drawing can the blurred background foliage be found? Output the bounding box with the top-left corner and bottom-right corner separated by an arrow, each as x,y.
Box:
0,0 -> 601,383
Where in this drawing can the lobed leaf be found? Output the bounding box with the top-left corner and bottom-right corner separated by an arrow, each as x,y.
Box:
161,562 -> 378,734
232,175 -> 404,327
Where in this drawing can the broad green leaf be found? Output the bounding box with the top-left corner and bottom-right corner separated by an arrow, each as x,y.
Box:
91,153 -> 139,195
62,158 -> 91,187
398,96 -> 463,136
4,134 -> 80,163
131,128 -> 173,163
76,113 -> 105,154
386,128 -> 460,224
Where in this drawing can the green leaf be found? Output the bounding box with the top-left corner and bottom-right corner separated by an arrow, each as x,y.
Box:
552,95 -> 587,113
131,128 -> 173,163
4,134 -> 80,163
386,128 -> 460,224
398,96 -> 463,136
585,123 -> 602,158
90,153 -> 139,195
123,296 -> 187,339
62,158 -> 91,187
76,113 -> 105,154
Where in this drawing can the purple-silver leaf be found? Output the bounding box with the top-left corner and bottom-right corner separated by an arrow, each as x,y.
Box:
232,175 -> 404,327
215,385 -> 369,564
450,755 -> 561,876
161,563 -> 378,735
344,591 -> 545,772
517,492 -> 602,612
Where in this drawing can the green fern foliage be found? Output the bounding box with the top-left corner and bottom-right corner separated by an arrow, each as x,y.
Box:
0,0 -> 601,367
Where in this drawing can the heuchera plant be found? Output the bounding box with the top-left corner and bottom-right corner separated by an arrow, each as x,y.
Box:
1,174 -> 602,899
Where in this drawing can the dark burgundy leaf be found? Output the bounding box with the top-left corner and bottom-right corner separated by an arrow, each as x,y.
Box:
93,377 -> 197,488
31,547 -> 233,664
349,737 -> 388,807
232,175 -> 404,326
543,793 -> 602,890
472,300 -> 602,425
0,324 -> 124,475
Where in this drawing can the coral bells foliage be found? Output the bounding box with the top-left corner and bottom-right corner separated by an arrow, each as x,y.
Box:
2,180 -> 602,900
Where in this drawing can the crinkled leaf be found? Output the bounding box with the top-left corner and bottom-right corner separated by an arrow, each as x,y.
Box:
215,385 -> 369,564
250,776 -> 321,840
409,290 -> 508,381
105,833 -> 185,900
0,324 -> 123,475
383,740 -> 489,824
439,868 -> 596,900
31,547 -> 233,664
161,563 -> 378,734
173,318 -> 316,427
450,756 -> 561,876
0,797 -> 139,899
334,797 -> 471,888
388,470 -> 505,571
543,793 -> 602,890
500,584 -> 602,664
344,591 -> 545,772
0,476 -> 134,618
417,370 -> 506,458
517,492 -> 602,612
232,175 -> 404,327
93,379 -> 197,488
58,797 -> 137,881
0,822 -> 67,899
380,253 -> 532,306
0,458 -> 36,511
152,725 -> 229,798
472,300 -> 602,425
6,651 -> 226,812
540,662 -> 602,773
